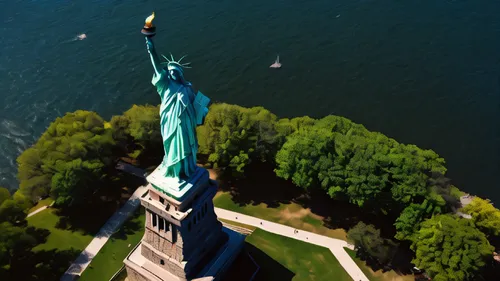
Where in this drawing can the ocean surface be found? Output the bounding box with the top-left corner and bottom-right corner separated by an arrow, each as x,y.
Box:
0,0 -> 499,202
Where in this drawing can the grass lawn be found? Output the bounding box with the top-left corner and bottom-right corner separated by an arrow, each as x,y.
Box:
28,197 -> 54,213
246,228 -> 352,281
27,208 -> 93,252
79,208 -> 145,281
344,248 -> 414,281
214,192 -> 346,240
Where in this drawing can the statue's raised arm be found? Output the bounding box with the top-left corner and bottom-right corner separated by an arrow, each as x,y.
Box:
145,37 -> 162,76
142,12 -> 161,76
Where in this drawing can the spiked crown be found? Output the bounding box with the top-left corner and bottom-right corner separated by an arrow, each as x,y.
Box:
161,53 -> 191,74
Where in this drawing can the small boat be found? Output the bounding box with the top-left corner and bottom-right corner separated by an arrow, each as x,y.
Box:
77,33 -> 87,40
269,55 -> 281,69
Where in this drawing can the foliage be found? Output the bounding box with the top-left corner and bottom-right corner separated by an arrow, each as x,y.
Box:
197,103 -> 280,176
0,220 -> 76,281
0,188 -> 10,205
411,214 -> 494,281
0,199 -> 26,224
17,110 -> 115,207
0,221 -> 27,264
110,105 -> 161,147
394,200 -> 438,241
50,158 -> 105,206
0,189 -> 29,225
347,222 -> 397,265
109,104 -> 162,163
275,115 -> 449,209
462,197 -> 500,237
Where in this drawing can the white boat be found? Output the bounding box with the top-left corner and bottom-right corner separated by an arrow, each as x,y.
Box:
269,55 -> 281,69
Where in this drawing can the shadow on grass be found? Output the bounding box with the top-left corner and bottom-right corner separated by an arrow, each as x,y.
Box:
112,208 -> 143,240
217,162 -> 303,208
4,248 -> 81,281
54,171 -> 145,236
222,242 -> 295,281
218,162 -> 399,236
218,162 -> 415,275
351,243 -> 414,276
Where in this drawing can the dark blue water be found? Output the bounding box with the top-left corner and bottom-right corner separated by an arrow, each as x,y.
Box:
1,0 -> 499,203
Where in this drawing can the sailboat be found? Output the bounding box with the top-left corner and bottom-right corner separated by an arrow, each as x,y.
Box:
269,55 -> 282,69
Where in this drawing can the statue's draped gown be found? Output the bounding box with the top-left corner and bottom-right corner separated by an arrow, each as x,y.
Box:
152,70 -> 199,178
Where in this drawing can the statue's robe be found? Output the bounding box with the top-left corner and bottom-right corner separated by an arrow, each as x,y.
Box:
152,70 -> 202,178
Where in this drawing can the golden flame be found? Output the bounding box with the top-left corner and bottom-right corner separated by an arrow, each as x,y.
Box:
145,12 -> 155,28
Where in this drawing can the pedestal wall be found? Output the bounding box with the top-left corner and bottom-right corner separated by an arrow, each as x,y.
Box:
124,167 -> 243,281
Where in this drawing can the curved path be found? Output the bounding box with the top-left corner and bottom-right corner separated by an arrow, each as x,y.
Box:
27,201 -> 54,218
214,208 -> 369,281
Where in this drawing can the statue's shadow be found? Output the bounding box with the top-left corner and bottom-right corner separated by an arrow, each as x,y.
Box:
222,242 -> 295,281
217,162 -> 303,208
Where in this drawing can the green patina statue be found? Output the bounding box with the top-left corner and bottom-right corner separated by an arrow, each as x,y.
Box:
144,24 -> 209,181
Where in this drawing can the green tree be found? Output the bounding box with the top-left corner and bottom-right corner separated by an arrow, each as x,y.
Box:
50,159 -> 105,207
0,222 -> 26,266
109,104 -> 161,161
0,188 -> 29,224
275,116 -> 394,207
122,105 -> 161,146
275,114 -> 449,209
394,200 -> 439,241
0,188 -> 10,206
388,144 -> 446,205
17,110 -> 115,206
0,199 -> 26,224
462,197 -> 500,237
347,221 -> 397,265
411,214 -> 494,281
197,103 -> 279,175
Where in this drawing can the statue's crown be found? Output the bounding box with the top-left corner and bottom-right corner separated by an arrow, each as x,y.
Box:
161,53 -> 192,73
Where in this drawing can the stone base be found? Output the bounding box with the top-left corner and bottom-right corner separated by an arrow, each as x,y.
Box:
124,227 -> 245,281
147,166 -> 207,201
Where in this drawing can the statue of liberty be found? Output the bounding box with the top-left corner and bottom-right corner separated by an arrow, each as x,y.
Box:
142,13 -> 209,181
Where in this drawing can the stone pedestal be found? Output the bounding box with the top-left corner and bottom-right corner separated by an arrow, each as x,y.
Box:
124,167 -> 244,281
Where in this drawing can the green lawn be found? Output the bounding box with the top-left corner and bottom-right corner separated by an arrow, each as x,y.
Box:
344,248 -> 413,281
247,229 -> 352,281
27,208 -> 93,252
28,197 -> 54,213
214,192 -> 346,240
79,208 -> 145,281
215,192 -> 414,281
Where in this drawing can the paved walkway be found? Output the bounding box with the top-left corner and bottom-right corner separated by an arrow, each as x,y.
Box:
27,201 -> 55,218
214,208 -> 369,281
60,185 -> 148,281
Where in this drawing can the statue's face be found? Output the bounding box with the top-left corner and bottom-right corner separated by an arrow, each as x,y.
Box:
169,70 -> 179,81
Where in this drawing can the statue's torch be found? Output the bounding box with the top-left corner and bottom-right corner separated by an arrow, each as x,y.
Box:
141,12 -> 156,37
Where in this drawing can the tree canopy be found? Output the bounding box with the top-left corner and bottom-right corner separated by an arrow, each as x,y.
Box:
275,115 -> 449,209
17,110 -> 115,207
197,103 -> 280,176
110,104 -> 162,162
394,200 -> 438,241
0,188 -> 10,206
462,197 -> 500,237
411,214 -> 494,281
347,221 -> 397,265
